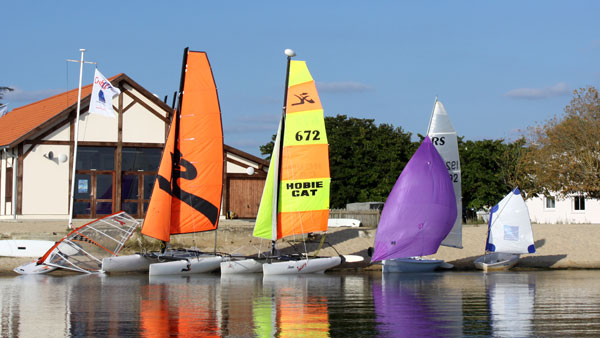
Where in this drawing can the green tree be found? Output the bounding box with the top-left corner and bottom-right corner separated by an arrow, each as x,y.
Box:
460,139 -> 516,212
522,86 -> 600,198
259,114 -> 415,208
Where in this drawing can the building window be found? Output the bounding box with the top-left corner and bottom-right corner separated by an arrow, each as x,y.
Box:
122,147 -> 162,171
4,167 -> 12,200
545,196 -> 555,209
574,195 -> 585,211
76,147 -> 115,170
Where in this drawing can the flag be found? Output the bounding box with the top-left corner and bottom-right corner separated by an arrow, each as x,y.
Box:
0,104 -> 7,118
89,69 -> 121,118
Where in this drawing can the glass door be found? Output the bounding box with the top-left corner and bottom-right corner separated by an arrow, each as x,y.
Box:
73,171 -> 114,218
121,172 -> 156,218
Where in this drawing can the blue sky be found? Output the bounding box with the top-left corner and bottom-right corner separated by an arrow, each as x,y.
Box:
2,1 -> 599,157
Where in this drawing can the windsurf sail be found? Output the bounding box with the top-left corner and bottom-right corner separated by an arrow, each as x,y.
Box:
142,49 -> 224,242
36,211 -> 140,273
427,99 -> 463,248
371,137 -> 457,262
254,60 -> 330,240
485,187 -> 535,254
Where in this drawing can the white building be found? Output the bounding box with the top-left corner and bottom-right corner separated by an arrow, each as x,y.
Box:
525,192 -> 600,224
0,73 -> 268,220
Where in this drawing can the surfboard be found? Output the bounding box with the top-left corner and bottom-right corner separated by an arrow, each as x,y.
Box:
0,240 -> 55,257
328,218 -> 361,227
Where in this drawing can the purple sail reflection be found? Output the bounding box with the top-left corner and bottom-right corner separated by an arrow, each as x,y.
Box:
373,274 -> 453,337
371,136 -> 456,262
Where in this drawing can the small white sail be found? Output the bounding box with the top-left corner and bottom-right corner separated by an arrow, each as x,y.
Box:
487,188 -> 535,254
427,99 -> 462,248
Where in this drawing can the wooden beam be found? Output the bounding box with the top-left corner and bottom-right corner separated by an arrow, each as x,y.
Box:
123,90 -> 170,124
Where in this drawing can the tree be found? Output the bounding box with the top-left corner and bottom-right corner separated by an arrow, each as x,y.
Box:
522,86 -> 600,198
259,114 -> 415,208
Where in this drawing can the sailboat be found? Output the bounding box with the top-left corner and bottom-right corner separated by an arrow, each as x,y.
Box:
220,49 -> 341,275
427,98 -> 462,250
474,187 -> 535,271
14,211 -> 139,274
102,48 -> 224,276
371,136 -> 457,273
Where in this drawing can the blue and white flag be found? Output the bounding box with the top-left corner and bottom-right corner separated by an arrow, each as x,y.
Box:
0,104 -> 7,118
89,69 -> 121,118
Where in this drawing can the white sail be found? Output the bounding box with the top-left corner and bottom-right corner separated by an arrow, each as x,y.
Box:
427,99 -> 462,248
487,188 -> 535,254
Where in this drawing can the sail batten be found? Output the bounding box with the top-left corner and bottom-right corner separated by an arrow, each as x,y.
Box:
254,60 -> 330,241
142,49 -> 223,242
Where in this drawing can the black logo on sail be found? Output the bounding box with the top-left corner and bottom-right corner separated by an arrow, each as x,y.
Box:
157,149 -> 219,226
291,92 -> 315,106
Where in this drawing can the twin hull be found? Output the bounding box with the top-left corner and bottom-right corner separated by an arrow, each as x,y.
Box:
221,257 -> 342,275
102,254 -> 222,276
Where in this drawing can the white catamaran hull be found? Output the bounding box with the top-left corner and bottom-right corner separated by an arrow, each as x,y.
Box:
382,258 -> 444,273
262,257 -> 342,275
148,256 -> 222,276
474,253 -> 520,272
220,258 -> 263,274
102,254 -> 155,273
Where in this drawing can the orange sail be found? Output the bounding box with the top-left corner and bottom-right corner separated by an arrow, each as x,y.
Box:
142,49 -> 223,242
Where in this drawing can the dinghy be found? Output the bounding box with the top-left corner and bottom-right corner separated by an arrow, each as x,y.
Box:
371,137 -> 457,273
102,48 -> 224,275
221,49 -> 342,275
474,187 -> 535,271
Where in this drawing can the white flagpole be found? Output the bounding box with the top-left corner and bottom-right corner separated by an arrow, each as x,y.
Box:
66,49 -> 96,229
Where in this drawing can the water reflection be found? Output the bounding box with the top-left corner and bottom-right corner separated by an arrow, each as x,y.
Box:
485,273 -> 535,338
144,275 -> 221,337
0,271 -> 599,337
373,273 -> 463,337
258,274 -> 340,337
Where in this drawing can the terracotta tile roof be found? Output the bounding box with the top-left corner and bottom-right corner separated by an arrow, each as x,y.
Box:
0,74 -> 122,148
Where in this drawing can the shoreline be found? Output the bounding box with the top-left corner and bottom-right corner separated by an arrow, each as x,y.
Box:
0,219 -> 598,274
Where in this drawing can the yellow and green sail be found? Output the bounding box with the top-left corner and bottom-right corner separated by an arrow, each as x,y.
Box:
254,60 -> 330,240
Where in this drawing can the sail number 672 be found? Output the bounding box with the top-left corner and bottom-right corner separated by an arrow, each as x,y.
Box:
295,130 -> 321,141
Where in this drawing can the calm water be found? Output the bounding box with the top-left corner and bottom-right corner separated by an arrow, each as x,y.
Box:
0,270 -> 599,337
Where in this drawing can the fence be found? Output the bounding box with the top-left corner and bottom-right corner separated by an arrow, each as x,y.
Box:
329,209 -> 381,227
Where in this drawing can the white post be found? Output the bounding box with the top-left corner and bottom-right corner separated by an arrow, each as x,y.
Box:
67,49 -> 86,229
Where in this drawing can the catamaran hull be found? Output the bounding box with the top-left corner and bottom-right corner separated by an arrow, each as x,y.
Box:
262,257 -> 341,275
220,258 -> 263,274
474,253 -> 520,271
148,256 -> 222,276
382,258 -> 444,273
102,254 -> 155,273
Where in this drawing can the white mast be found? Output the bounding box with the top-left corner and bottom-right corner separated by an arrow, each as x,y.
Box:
66,49 -> 96,229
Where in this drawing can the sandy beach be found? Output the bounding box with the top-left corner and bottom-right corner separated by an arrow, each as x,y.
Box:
0,218 -> 598,274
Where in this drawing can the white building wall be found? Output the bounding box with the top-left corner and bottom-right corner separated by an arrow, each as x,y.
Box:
226,153 -> 266,174
526,193 -> 600,224
22,144 -> 70,215
122,89 -> 168,143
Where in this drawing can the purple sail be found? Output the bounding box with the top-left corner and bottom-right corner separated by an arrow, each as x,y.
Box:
371,136 -> 456,262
